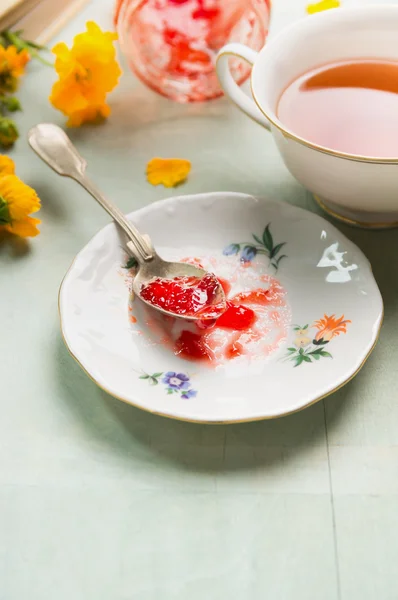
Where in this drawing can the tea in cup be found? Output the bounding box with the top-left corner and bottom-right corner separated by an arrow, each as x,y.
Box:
217,5 -> 398,228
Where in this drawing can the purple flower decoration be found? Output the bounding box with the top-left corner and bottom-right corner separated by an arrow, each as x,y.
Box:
181,389 -> 198,399
223,243 -> 240,256
162,372 -> 190,390
241,245 -> 257,263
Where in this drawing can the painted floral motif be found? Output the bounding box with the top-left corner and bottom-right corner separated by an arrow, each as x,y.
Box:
139,370 -> 198,399
285,314 -> 351,366
124,256 -> 138,270
223,223 -> 287,271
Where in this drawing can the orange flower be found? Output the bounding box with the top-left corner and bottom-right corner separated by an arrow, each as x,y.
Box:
0,45 -> 30,93
146,158 -> 191,187
65,103 -> 111,128
0,154 -> 15,175
49,21 -> 121,127
313,314 -> 351,343
0,174 -> 41,237
307,0 -> 340,15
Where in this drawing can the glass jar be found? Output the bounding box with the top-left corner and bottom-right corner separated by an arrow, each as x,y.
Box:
116,0 -> 271,102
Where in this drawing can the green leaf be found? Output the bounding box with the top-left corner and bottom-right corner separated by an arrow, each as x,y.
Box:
166,388 -> 173,394
152,372 -> 163,378
299,348 -> 304,355
294,356 -> 304,367
139,374 -> 149,380
252,234 -> 263,245
262,223 -> 273,251
149,377 -> 159,385
287,347 -> 296,352
270,242 -> 286,259
320,351 -> 333,358
302,355 -> 312,362
312,339 -> 329,346
312,353 -> 321,360
303,324 -> 308,330
124,256 -> 138,269
2,30 -> 53,65
275,255 -> 287,266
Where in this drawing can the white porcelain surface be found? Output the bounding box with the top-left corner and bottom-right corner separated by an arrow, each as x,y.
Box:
216,6 -> 398,227
59,192 -> 383,423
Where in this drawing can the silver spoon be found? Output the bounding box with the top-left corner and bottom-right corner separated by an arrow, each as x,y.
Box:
28,123 -> 226,321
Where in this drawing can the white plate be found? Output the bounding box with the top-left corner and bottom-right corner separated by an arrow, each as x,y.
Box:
59,192 -> 383,423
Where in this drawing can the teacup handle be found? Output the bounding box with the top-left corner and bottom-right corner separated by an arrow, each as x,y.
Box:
216,43 -> 270,130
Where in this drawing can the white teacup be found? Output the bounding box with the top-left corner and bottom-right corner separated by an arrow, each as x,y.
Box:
216,5 -> 398,228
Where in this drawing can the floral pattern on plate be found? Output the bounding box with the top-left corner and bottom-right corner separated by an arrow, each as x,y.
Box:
223,222 -> 287,270
138,370 -> 198,399
285,314 -> 351,366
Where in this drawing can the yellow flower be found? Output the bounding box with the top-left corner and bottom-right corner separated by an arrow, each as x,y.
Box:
49,21 -> 122,127
146,158 -> 191,187
0,45 -> 30,93
294,335 -> 311,348
0,117 -> 19,147
307,0 -> 340,14
0,154 -> 15,175
0,175 -> 41,237
66,103 -> 111,127
296,328 -> 308,336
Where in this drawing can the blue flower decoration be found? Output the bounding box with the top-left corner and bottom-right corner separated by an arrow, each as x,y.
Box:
241,245 -> 257,263
162,372 -> 190,390
181,389 -> 198,399
223,243 -> 240,256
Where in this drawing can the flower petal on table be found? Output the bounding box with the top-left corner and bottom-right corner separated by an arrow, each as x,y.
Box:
146,158 -> 191,187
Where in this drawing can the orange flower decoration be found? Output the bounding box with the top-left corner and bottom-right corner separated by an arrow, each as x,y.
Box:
313,314 -> 351,343
49,21 -> 121,127
146,158 -> 191,187
307,0 -> 340,14
0,45 -> 30,93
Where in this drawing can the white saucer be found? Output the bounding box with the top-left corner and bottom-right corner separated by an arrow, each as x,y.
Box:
59,192 -> 383,423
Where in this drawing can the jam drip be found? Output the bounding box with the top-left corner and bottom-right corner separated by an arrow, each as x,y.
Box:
174,294 -> 265,362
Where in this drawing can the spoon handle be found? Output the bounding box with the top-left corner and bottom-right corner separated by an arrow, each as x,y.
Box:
73,173 -> 153,263
28,123 -> 153,263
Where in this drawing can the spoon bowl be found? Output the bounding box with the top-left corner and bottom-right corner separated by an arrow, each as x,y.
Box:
28,123 -> 226,321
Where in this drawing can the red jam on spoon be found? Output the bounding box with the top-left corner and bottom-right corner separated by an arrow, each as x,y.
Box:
140,272 -> 226,319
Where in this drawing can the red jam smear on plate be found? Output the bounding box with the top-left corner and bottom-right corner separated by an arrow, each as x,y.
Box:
216,302 -> 256,331
174,292 -> 265,362
175,330 -> 213,361
135,266 -> 287,364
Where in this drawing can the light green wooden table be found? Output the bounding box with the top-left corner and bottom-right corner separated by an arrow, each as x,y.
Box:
1,1 -> 398,598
